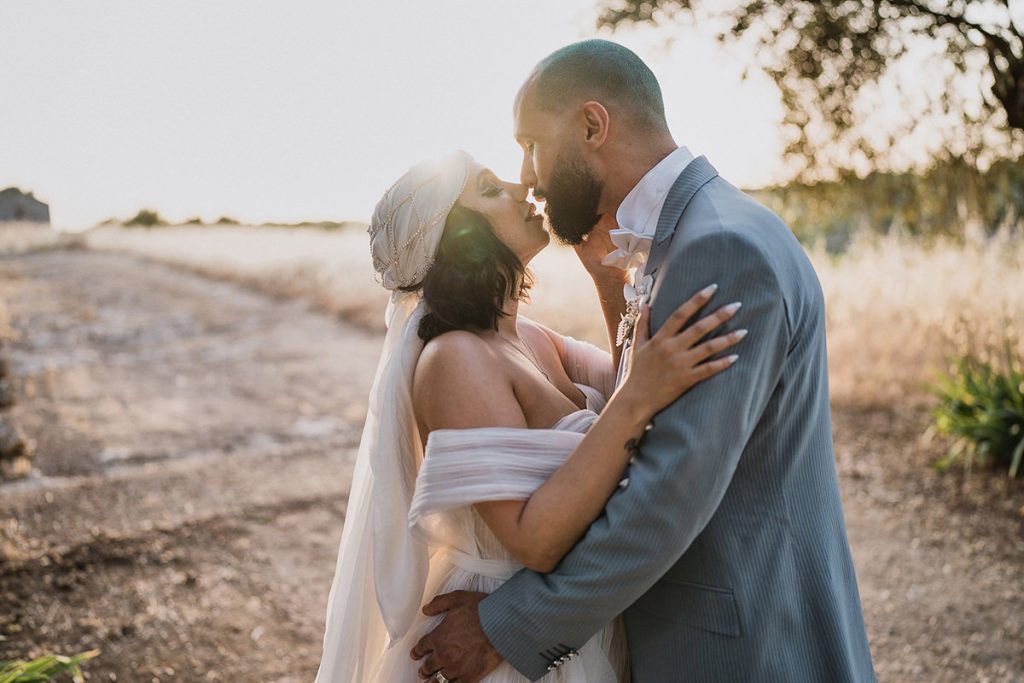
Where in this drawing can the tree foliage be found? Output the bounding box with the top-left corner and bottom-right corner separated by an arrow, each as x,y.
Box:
597,0 -> 1024,179
754,154 -> 1024,247
124,209 -> 165,227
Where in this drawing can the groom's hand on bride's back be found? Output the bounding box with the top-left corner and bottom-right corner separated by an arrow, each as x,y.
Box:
410,590 -> 503,682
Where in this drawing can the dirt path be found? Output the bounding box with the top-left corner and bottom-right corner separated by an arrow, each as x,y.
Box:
0,249 -> 1021,682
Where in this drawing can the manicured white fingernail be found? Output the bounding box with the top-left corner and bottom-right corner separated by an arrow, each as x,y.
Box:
727,354 -> 739,363
700,284 -> 718,297
724,302 -> 742,314
733,329 -> 748,339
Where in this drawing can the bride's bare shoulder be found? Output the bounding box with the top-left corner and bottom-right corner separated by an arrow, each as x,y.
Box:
414,331 -> 506,400
417,330 -> 497,375
414,330 -> 525,430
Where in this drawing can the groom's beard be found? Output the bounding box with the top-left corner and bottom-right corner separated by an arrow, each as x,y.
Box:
543,149 -> 603,246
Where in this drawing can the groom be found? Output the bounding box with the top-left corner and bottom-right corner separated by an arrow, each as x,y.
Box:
412,40 -> 875,682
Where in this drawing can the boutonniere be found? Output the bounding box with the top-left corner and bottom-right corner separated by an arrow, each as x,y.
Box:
615,273 -> 654,347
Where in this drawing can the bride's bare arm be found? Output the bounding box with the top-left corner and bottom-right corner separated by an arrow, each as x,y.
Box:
415,286 -> 746,573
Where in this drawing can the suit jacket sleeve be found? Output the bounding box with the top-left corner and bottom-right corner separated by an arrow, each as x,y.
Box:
477,230 -> 792,680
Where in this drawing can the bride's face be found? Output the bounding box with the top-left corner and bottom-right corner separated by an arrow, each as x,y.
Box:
457,161 -> 549,263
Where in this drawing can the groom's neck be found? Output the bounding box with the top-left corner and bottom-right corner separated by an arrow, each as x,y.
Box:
598,133 -> 679,218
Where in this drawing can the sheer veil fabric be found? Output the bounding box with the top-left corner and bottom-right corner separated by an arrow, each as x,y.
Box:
315,291 -> 430,682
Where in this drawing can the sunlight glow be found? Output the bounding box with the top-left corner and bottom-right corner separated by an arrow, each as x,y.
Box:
1,1 -> 786,228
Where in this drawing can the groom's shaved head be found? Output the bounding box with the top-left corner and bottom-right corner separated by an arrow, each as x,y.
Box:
518,39 -> 668,131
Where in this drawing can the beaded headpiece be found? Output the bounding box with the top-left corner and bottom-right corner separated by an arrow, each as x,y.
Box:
369,150 -> 472,290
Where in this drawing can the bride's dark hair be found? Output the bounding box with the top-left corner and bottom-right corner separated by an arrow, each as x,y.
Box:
402,204 -> 532,342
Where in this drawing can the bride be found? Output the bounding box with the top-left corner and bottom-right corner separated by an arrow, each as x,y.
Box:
315,150 -> 745,682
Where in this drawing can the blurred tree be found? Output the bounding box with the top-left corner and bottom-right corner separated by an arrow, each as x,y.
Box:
754,154 -> 1024,246
597,0 -> 1024,180
124,209 -> 165,227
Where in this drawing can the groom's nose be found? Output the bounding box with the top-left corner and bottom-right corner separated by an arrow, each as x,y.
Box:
520,155 -> 537,189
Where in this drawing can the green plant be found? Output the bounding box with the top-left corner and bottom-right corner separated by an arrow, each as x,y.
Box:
0,650 -> 99,683
931,342 -> 1024,477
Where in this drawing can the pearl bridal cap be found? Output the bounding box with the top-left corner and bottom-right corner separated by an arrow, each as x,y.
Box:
369,150 -> 472,290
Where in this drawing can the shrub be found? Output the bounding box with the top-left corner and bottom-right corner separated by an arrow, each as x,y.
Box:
0,649 -> 99,683
931,342 -> 1024,477
215,216 -> 239,225
124,209 -> 165,227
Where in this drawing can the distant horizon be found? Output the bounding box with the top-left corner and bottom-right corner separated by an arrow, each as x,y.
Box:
9,147 -> 1015,234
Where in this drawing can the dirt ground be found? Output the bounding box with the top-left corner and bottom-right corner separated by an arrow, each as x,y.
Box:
0,249 -> 1021,682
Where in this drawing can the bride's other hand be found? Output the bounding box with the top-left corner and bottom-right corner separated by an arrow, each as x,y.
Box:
618,284 -> 746,418
573,215 -> 629,287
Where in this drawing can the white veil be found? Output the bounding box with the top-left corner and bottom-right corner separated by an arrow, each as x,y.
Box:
315,152 -> 471,682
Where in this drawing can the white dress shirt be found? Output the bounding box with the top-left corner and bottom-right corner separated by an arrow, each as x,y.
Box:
602,145 -> 696,273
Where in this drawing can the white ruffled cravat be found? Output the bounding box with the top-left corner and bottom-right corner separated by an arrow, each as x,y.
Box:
602,226 -> 654,347
600,228 -> 653,271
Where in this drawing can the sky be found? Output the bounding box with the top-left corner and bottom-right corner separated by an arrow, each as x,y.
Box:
0,1 -> 787,229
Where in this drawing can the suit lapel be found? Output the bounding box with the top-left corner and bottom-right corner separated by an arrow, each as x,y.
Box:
614,157 -> 719,387
642,156 -> 719,281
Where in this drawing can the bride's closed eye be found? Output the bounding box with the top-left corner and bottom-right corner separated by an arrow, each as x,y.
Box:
481,176 -> 504,198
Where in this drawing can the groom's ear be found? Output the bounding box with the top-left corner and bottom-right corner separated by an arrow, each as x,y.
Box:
581,101 -> 609,148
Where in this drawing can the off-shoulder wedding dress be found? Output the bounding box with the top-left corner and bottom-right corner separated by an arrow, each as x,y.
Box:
315,292 -> 628,683
373,380 -> 629,682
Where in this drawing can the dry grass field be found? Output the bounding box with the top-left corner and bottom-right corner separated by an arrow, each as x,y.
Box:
2,226 -> 1022,680
85,223 -> 1024,406
0,223 -> 84,255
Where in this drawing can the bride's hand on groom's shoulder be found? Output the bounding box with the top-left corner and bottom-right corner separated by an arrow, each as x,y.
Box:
618,285 -> 748,417
574,215 -> 629,287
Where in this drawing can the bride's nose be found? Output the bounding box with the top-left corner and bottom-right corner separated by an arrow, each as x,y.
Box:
501,181 -> 529,203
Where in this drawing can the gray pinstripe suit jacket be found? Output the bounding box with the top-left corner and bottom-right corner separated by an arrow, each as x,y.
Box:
477,157 -> 876,682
